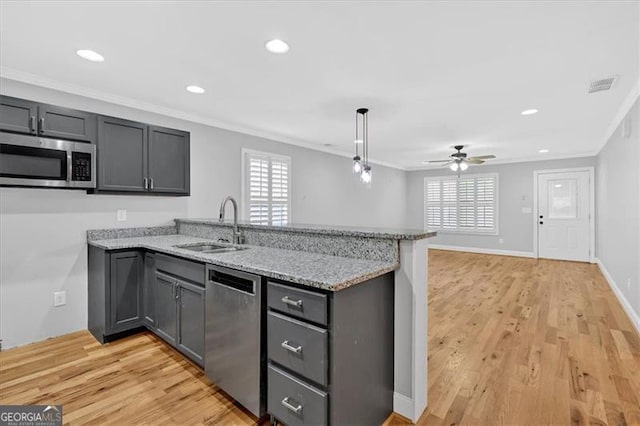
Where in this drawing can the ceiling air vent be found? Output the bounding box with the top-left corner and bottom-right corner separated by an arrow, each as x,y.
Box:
588,76 -> 618,93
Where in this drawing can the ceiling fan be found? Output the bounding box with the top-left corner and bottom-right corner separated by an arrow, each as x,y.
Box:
426,145 -> 496,172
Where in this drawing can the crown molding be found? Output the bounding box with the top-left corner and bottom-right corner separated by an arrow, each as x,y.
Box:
599,76 -> 640,153
0,67 -> 406,171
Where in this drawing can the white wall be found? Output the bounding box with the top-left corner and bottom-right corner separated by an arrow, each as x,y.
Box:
405,157 -> 597,254
0,78 -> 407,348
596,97 -> 640,326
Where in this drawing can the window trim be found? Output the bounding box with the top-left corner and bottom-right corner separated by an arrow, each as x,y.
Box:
423,172 -> 499,236
241,148 -> 292,224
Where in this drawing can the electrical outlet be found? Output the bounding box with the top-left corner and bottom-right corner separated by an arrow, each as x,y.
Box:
499,238 -> 504,245
117,209 -> 127,221
54,291 -> 66,307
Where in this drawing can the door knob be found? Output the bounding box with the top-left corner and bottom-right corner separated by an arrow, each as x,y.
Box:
539,215 -> 543,219
539,221 -> 543,225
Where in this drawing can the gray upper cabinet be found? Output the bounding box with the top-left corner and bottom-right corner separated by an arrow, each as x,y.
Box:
148,126 -> 190,194
0,96 -> 37,135
97,116 -> 148,192
0,95 -> 96,142
176,279 -> 205,365
38,104 -> 97,142
109,251 -> 143,333
93,119 -> 190,196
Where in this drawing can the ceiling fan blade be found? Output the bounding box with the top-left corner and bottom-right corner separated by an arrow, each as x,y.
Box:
467,155 -> 496,160
441,161 -> 455,168
465,159 -> 484,164
425,159 -> 452,163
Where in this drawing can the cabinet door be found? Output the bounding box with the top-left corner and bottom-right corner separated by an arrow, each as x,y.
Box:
0,96 -> 37,135
38,104 -> 97,142
148,126 -> 190,194
97,116 -> 148,192
143,253 -> 156,329
155,271 -> 178,346
109,251 -> 143,332
177,279 -> 205,365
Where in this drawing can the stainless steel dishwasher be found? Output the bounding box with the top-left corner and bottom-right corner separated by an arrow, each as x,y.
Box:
205,264 -> 265,417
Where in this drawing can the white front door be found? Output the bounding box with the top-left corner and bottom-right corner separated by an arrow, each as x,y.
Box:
537,170 -> 591,262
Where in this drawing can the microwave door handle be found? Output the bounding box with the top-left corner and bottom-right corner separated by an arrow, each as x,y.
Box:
66,152 -> 72,181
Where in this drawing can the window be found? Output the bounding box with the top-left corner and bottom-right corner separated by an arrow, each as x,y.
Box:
242,149 -> 291,226
424,173 -> 498,234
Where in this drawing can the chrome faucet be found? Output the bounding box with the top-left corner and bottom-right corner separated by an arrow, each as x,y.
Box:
219,196 -> 245,245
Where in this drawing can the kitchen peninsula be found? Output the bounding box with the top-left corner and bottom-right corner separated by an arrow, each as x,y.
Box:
87,219 -> 436,424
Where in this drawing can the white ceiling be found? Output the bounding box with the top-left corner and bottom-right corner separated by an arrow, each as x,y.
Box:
1,1 -> 638,170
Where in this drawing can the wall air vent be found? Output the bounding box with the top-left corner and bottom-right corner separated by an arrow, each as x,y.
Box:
588,76 -> 618,93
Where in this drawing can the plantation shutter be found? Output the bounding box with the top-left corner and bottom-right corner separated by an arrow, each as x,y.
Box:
424,173 -> 498,234
245,151 -> 290,226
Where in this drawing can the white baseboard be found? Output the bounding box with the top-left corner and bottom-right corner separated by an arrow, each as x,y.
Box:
393,392 -> 416,423
596,258 -> 640,335
429,244 -> 536,259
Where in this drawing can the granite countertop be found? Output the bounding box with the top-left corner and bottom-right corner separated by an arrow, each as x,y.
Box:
88,234 -> 398,291
175,218 -> 437,241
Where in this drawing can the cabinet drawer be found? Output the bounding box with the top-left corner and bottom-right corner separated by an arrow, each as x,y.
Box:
155,253 -> 204,285
267,281 -> 327,325
268,311 -> 328,386
268,364 -> 327,426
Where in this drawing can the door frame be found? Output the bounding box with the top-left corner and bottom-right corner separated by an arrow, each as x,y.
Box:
532,167 -> 595,263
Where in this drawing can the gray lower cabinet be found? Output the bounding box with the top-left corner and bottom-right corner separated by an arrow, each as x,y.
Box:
176,279 -> 205,365
153,255 -> 205,366
155,271 -> 178,346
89,248 -> 204,368
0,95 -> 96,142
142,253 -> 156,329
267,274 -> 394,426
88,246 -> 144,343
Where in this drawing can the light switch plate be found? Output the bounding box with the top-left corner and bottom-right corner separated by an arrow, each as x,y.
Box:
522,207 -> 532,214
117,209 -> 127,221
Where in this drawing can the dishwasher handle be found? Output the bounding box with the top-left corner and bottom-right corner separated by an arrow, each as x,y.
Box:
207,265 -> 259,295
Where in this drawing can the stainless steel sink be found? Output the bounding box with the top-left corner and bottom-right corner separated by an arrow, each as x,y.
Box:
174,242 -> 247,253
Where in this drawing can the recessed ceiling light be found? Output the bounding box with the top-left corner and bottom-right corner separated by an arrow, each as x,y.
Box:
265,39 -> 290,54
521,109 -> 538,116
185,85 -> 205,94
539,149 -> 549,153
76,49 -> 104,62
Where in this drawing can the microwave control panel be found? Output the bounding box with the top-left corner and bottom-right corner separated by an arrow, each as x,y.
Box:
72,152 -> 92,181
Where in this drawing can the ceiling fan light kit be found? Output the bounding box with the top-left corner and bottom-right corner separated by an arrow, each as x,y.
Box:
352,108 -> 371,184
426,145 -> 495,176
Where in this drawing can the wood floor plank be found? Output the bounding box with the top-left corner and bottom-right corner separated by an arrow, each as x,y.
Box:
1,250 -> 638,425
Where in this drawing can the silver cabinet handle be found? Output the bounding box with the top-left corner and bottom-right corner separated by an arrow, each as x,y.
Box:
149,177 -> 154,190
30,116 -> 36,133
281,340 -> 302,354
281,397 -> 302,414
174,282 -> 179,300
39,117 -> 44,133
143,177 -> 148,190
281,296 -> 303,307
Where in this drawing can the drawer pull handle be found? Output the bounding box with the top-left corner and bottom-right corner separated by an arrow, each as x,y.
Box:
281,340 -> 302,354
281,397 -> 303,414
282,296 -> 303,307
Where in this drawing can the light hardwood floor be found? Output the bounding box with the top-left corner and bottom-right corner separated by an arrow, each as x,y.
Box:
1,250 -> 639,425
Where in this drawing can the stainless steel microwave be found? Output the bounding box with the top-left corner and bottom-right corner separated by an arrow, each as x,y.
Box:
0,132 -> 96,189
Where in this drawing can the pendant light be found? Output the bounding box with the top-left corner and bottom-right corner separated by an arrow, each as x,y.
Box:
352,109 -> 362,174
353,108 -> 371,184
